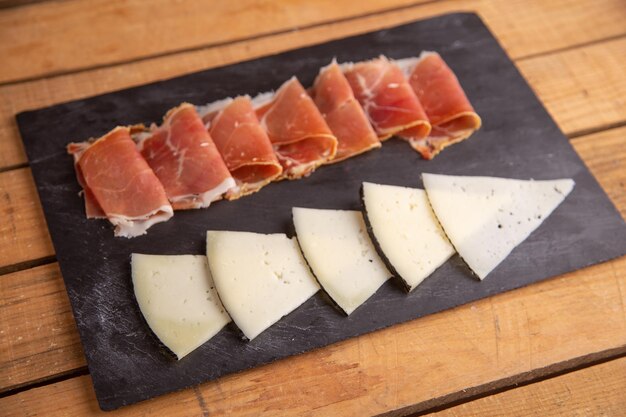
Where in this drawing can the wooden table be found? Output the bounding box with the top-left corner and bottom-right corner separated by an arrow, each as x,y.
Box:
1,0 -> 625,415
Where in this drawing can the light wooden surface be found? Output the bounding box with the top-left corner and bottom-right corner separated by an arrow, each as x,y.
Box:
424,356 -> 626,417
0,0 -> 625,415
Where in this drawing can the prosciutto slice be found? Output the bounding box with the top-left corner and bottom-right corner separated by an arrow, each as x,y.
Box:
137,103 -> 235,210
342,56 -> 431,142
201,96 -> 282,199
397,52 -> 481,159
311,61 -> 381,163
255,77 -> 338,179
67,126 -> 173,238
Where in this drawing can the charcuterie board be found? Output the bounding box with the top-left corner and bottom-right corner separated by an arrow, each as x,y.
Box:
16,12 -> 626,411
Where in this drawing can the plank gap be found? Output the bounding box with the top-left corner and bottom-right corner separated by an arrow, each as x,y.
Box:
387,346 -> 626,417
0,366 -> 88,398
0,256 -> 56,278
0,0 -> 57,10
0,162 -> 28,174
515,31 -> 626,62
567,120 -> 626,140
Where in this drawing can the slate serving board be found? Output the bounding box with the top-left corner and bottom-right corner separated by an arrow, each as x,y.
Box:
17,13 -> 626,411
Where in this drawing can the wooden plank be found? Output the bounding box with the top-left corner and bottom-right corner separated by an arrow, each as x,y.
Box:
1,126 -> 625,411
1,0 -> 625,85
0,0 -> 46,9
0,167 -> 53,269
571,126 -> 626,219
477,0 -> 626,59
2,0 -> 626,169
0,0 -> 425,84
1,255 -> 624,416
3,37 -> 626,268
0,374 -> 206,417
425,356 -> 626,416
0,263 -> 84,393
517,37 -> 626,136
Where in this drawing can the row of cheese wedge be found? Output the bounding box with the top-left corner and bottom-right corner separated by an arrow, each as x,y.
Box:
131,173 -> 574,359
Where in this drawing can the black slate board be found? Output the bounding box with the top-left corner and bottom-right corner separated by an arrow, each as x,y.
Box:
16,13 -> 626,411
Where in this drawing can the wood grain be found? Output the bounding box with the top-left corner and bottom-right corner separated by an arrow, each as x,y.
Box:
0,374 -> 206,416
0,167 -> 53,269
2,0 -> 625,85
475,0 -> 626,59
0,0 -> 47,9
518,37 -> 626,136
571,126 -> 626,219
425,356 -> 626,417
0,0 -> 425,84
3,0 -> 626,170
1,255 -> 624,416
0,263 -> 84,393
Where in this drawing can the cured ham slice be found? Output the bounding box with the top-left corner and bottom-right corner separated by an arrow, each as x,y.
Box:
311,61 -> 381,163
254,77 -> 338,179
201,96 -> 282,199
67,126 -> 173,238
342,56 -> 431,142
396,52 -> 482,159
137,103 -> 235,210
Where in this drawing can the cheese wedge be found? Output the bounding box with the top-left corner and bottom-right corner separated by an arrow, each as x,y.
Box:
131,254 -> 231,360
292,207 -> 391,315
361,182 -> 455,291
422,173 -> 575,279
206,231 -> 319,340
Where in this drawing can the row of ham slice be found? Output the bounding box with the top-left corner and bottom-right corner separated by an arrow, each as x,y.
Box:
67,52 -> 480,238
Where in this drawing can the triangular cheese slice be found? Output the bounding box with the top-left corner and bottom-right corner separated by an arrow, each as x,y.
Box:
292,207 -> 391,315
131,254 -> 231,359
361,182 -> 455,291
422,173 -> 575,279
206,231 -> 319,340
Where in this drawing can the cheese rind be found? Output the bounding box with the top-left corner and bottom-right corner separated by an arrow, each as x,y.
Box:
361,182 -> 455,291
206,231 -> 319,340
422,173 -> 575,279
131,254 -> 231,360
292,207 -> 391,315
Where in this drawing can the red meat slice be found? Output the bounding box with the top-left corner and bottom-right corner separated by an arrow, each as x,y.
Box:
255,77 -> 338,179
138,103 -> 235,210
399,52 -> 481,159
311,61 -> 381,163
204,96 -> 283,199
67,126 -> 173,238
342,56 -> 431,142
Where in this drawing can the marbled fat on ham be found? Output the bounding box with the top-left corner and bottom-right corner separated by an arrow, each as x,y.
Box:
255,77 -> 338,179
138,103 -> 235,209
311,61 -> 381,163
67,126 -> 173,238
342,56 -> 431,142
203,96 -> 282,199
397,52 -> 481,159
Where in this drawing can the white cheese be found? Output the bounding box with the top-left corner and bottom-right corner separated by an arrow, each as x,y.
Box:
206,231 -> 319,340
292,207 -> 391,315
422,173 -> 575,280
361,182 -> 455,291
131,254 -> 231,360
